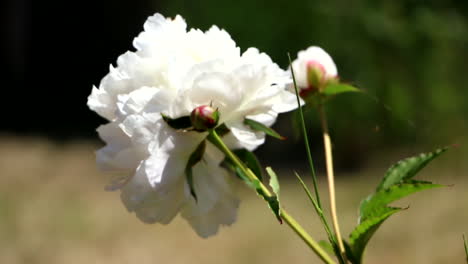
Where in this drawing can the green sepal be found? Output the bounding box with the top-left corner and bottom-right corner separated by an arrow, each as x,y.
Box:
377,148 -> 447,191
184,140 -> 206,201
322,83 -> 360,96
244,118 -> 286,140
161,114 -> 192,130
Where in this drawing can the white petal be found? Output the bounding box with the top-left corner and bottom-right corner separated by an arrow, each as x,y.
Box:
87,86 -> 115,120
120,162 -> 185,224
291,46 -> 338,88
245,110 -> 278,127
116,86 -> 159,116
226,121 -> 265,151
181,161 -> 239,238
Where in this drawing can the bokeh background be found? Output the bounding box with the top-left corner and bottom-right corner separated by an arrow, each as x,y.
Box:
2,0 -> 467,263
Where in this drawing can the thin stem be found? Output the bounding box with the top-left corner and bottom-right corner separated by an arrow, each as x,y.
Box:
318,104 -> 346,261
281,210 -> 336,264
208,129 -> 335,264
288,53 -> 322,209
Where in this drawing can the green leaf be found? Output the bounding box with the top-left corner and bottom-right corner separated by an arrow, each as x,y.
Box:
349,148 -> 449,263
266,167 -> 280,197
266,167 -> 282,223
235,166 -> 282,223
161,114 -> 192,130
288,53 -> 322,208
323,83 -> 360,96
359,182 -> 444,222
184,140 -> 206,201
377,148 -> 448,191
294,172 -> 322,216
463,234 -> 468,263
349,207 -> 402,263
244,118 -> 286,140
344,241 -> 359,264
235,167 -> 257,189
233,149 -> 263,181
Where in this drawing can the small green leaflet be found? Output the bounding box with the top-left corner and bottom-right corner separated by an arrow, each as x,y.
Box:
240,167 -> 281,223
184,140 -> 206,201
161,114 -> 192,130
322,83 -> 360,96
244,118 -> 286,140
266,167 -> 282,223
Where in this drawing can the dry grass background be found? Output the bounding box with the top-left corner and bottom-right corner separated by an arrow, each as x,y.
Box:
0,136 -> 467,264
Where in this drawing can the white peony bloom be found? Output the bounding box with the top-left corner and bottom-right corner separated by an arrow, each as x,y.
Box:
290,46 -> 338,96
88,13 -> 297,237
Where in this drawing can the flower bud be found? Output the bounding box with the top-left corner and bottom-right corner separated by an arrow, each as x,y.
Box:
299,60 -> 326,97
291,46 -> 338,98
190,105 -> 220,131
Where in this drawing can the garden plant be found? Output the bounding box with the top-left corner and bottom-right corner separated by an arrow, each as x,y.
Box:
87,13 -> 467,263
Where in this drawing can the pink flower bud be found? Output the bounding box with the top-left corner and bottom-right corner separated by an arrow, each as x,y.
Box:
190,105 -> 220,131
299,60 -> 326,97
291,46 -> 338,98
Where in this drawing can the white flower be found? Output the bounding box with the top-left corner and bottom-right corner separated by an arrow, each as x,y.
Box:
88,13 -> 297,237
290,46 -> 338,96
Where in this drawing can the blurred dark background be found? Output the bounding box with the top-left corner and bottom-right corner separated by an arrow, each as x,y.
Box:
2,0 -> 467,170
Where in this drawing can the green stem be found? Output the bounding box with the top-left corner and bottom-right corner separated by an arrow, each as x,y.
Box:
281,210 -> 336,264
288,53 -> 322,209
208,129 -> 336,264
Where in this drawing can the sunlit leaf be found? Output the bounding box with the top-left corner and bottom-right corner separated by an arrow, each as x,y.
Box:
266,167 -> 282,223
377,148 -> 447,191
359,182 -> 444,222
349,147 -> 449,263
244,118 -> 286,140
267,167 -> 280,197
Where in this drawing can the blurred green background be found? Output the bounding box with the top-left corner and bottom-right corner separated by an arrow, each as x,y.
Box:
2,0 -> 467,263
